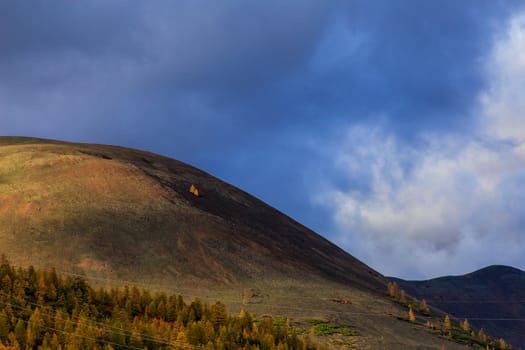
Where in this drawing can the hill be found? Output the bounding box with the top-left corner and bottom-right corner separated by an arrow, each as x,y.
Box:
0,136 -> 384,291
394,265 -> 525,348
0,136 -> 480,349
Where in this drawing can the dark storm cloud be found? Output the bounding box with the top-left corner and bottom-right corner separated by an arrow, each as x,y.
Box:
299,1 -> 522,135
1,0 -> 515,136
0,0 -> 332,147
0,2 -> 117,55
0,1 -> 331,89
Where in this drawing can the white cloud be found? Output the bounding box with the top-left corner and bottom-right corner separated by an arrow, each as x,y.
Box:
317,12 -> 525,279
481,13 -> 525,142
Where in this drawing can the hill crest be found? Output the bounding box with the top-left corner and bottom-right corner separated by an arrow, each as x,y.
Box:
0,136 -> 385,292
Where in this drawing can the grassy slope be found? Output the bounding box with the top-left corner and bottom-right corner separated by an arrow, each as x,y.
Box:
0,137 -> 473,349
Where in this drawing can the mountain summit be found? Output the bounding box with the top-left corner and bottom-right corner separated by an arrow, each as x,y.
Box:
0,136 -> 385,291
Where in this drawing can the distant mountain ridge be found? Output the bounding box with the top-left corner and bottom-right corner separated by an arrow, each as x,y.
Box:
393,265 -> 525,348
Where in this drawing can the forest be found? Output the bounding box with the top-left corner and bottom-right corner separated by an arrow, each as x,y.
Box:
0,256 -> 314,349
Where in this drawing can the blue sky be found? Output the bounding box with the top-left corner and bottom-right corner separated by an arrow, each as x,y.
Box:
1,0 -> 525,279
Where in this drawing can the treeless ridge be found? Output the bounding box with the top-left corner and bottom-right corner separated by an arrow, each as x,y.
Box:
0,136 -> 386,291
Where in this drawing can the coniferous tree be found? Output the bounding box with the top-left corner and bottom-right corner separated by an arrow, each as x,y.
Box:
408,307 -> 416,322
399,290 -> 407,303
40,331 -> 52,350
1,275 -> 12,294
419,299 -> 430,313
478,328 -> 488,342
13,319 -> 25,348
50,332 -> 60,350
27,307 -> 44,348
443,315 -> 452,332
37,275 -> 47,304
387,282 -> 398,298
210,302 -> 227,330
7,332 -> 20,350
0,310 -> 10,339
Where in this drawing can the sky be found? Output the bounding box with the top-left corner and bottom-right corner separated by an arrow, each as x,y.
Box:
1,1 -> 525,279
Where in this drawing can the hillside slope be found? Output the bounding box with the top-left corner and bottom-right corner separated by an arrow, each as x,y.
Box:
0,136 -> 384,291
394,265 -> 525,348
0,136 -> 475,349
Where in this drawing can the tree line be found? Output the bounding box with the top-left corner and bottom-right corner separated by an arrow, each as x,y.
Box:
0,256 -> 315,349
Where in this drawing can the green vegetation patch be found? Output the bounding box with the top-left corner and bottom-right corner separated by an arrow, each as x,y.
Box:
330,339 -> 356,348
306,319 -> 326,325
274,315 -> 288,326
307,319 -> 359,336
440,327 -> 509,350
424,316 -> 513,349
